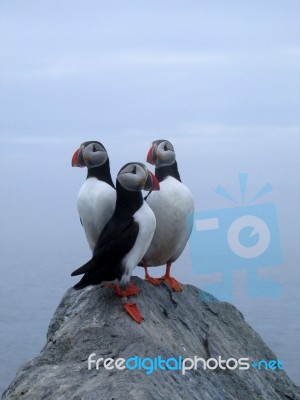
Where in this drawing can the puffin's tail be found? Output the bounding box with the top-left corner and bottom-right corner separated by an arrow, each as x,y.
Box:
73,277 -> 90,290
71,259 -> 96,276
71,259 -> 97,290
71,259 -> 117,291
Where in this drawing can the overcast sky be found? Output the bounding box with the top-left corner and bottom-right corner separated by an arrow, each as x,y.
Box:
0,0 -> 300,388
0,0 -> 299,140
1,0 -> 299,257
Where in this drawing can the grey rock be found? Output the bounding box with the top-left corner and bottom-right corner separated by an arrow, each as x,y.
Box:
2,277 -> 300,400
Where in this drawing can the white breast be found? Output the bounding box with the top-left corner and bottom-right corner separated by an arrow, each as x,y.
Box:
119,202 -> 156,287
77,178 -> 116,251
143,176 -> 194,266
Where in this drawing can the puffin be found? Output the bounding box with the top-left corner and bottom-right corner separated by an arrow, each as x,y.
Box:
142,139 -> 194,292
71,162 -> 160,323
71,141 -> 116,252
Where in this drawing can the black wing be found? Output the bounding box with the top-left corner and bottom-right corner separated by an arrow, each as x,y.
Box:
71,217 -> 139,288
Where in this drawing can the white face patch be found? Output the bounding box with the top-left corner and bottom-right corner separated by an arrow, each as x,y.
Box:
117,163 -> 147,191
83,143 -> 108,168
155,140 -> 176,167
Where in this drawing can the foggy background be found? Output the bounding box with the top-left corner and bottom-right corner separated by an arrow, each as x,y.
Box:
0,0 -> 299,392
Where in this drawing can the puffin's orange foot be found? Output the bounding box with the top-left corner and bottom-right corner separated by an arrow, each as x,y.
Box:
144,265 -> 161,286
145,276 -> 161,286
161,276 -> 182,292
104,283 -> 140,297
123,303 -> 144,323
125,283 -> 140,296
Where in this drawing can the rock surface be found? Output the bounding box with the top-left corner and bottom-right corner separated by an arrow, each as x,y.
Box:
2,277 -> 300,400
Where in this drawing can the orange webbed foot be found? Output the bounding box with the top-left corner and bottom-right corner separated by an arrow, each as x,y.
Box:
161,275 -> 182,292
104,283 -> 140,297
145,276 -> 161,286
144,265 -> 161,286
160,262 -> 182,292
123,303 -> 144,324
125,283 -> 140,296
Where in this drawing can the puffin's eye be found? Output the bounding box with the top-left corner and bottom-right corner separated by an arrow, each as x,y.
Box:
93,144 -> 97,152
164,144 -> 168,151
131,166 -> 137,174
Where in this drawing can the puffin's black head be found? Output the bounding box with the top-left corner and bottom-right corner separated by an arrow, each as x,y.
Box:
146,139 -> 176,168
71,141 -> 108,169
117,162 -> 160,192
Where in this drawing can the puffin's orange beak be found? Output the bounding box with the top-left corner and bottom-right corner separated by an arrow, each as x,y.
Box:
144,170 -> 160,191
71,148 -> 85,167
146,145 -> 155,165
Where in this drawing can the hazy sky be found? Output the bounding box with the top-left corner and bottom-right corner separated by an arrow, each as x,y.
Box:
1,0 -> 299,139
1,0 -> 299,263
0,0 -> 300,389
